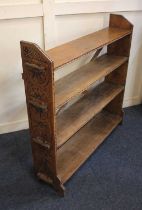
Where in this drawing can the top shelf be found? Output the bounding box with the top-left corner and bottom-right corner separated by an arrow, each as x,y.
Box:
46,27 -> 132,69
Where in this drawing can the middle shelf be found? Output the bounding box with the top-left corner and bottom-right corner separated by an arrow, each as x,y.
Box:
56,81 -> 124,148
55,54 -> 128,110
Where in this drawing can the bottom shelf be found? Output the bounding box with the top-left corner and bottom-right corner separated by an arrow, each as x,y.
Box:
57,110 -> 122,184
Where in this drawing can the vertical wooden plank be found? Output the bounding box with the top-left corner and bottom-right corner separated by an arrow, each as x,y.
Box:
105,14 -> 133,118
104,91 -> 124,116
105,62 -> 128,86
108,14 -> 133,57
20,41 -> 65,196
109,14 -> 133,30
20,41 -> 56,173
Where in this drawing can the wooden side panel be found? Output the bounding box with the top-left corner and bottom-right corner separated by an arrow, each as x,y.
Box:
105,62 -> 128,86
105,14 -> 133,118
109,14 -> 133,30
108,14 -> 133,57
20,41 -> 64,195
103,91 -> 124,116
108,34 -> 132,57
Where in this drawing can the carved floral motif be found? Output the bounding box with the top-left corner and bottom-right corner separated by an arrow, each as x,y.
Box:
21,42 -> 54,150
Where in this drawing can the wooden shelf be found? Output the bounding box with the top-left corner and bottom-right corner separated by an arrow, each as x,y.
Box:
57,110 -> 122,183
46,27 -> 131,69
20,14 -> 133,196
56,82 -> 123,148
55,54 -> 127,110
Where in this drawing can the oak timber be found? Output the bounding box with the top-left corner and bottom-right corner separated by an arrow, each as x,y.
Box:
46,27 -> 131,69
56,82 -> 123,148
20,14 -> 133,196
57,111 -> 122,183
55,54 -> 128,110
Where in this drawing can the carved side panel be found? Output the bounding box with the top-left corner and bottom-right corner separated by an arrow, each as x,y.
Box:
20,41 -> 57,177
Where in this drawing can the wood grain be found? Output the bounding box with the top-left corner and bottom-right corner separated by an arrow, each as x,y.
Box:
57,111 -> 122,183
56,82 -> 124,148
20,14 -> 133,196
55,54 -> 127,110
105,14 -> 133,121
46,27 -> 131,69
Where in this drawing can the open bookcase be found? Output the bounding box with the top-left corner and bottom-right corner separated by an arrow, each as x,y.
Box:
21,14 -> 133,196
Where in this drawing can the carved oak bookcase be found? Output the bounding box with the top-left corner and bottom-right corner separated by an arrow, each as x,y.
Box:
20,14 -> 133,196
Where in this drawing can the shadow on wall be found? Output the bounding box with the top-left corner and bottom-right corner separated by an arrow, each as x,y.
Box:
129,40 -> 142,102
136,43 -> 142,103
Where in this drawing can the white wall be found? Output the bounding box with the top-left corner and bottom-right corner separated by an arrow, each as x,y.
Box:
0,1 -> 44,133
0,0 -> 142,134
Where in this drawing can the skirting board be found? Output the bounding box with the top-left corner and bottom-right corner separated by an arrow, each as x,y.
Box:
0,120 -> 29,135
0,97 -> 141,135
123,96 -> 142,108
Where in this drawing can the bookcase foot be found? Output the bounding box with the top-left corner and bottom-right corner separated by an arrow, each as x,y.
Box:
37,172 -> 65,196
119,110 -> 124,125
53,177 -> 65,197
119,119 -> 123,125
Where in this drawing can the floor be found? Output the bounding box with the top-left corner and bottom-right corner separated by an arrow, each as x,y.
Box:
0,105 -> 142,210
